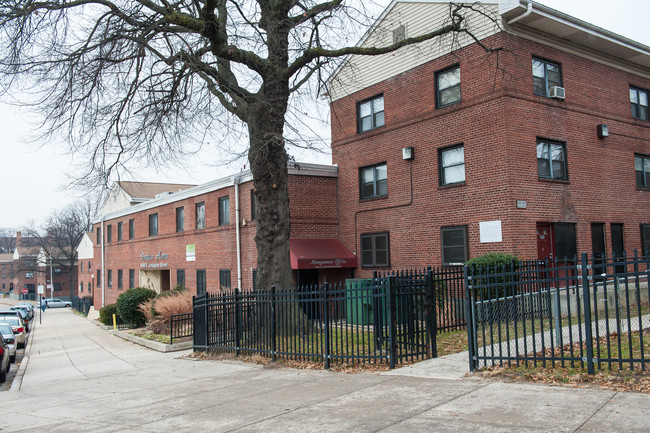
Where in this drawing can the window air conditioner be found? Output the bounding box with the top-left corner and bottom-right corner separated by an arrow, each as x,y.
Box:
549,86 -> 565,100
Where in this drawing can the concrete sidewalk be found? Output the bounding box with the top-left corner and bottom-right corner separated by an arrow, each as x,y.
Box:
1,307 -> 648,432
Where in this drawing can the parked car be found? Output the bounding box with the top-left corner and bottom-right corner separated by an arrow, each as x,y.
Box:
0,316 -> 27,348
0,334 -> 10,382
0,311 -> 29,333
43,298 -> 72,308
0,323 -> 16,363
13,304 -> 34,320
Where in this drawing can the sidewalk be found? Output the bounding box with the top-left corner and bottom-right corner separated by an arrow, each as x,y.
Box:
0,307 -> 648,432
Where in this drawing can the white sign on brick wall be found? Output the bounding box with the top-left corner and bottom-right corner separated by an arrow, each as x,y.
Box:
480,220 -> 503,243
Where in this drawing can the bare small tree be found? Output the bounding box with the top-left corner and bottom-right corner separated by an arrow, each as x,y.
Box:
23,199 -> 97,299
0,1 -> 498,295
0,228 -> 17,254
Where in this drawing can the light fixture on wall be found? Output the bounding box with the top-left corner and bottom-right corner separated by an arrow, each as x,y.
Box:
597,124 -> 609,138
402,146 -> 414,160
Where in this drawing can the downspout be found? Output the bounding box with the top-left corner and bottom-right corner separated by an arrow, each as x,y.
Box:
507,2 -> 533,25
233,175 -> 242,290
100,217 -> 105,308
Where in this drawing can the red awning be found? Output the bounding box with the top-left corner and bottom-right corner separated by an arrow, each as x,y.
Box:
290,239 -> 358,270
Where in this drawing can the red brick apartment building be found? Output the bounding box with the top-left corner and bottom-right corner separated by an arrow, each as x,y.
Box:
328,0 -> 650,277
90,1 -> 650,309
92,164 -> 354,308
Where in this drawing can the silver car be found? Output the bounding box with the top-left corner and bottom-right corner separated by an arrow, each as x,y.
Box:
0,323 -> 16,363
0,316 -> 27,348
43,298 -> 72,308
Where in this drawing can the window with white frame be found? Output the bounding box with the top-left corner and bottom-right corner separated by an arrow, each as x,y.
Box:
635,154 -> 650,188
196,202 -> 205,229
219,196 -> 230,225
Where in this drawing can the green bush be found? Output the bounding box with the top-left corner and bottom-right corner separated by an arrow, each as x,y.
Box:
99,304 -> 119,326
116,287 -> 157,327
466,253 -> 520,299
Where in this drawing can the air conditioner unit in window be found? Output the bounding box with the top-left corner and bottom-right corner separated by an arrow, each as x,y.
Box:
549,86 -> 565,100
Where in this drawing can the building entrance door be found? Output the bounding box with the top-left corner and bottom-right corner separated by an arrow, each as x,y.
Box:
536,222 -> 554,261
611,223 -> 625,274
161,270 -> 171,292
591,223 -> 606,278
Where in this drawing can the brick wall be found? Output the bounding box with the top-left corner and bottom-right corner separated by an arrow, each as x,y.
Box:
331,32 -> 650,278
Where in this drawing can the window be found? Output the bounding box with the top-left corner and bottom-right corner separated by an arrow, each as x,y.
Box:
219,269 -> 231,290
196,202 -> 205,229
55,268 -> 61,273
441,226 -> 468,265
177,269 -> 185,288
149,213 -> 158,236
117,269 -> 123,290
97,270 -> 101,287
357,95 -> 384,133
635,154 -> 650,188
129,269 -> 135,289
436,65 -> 461,108
80,262 -> 83,272
176,207 -> 184,232
439,144 -> 465,185
129,219 -> 135,239
532,58 -> 562,97
251,190 -> 257,221
641,224 -> 650,257
630,86 -> 649,121
25,272 -> 34,279
117,222 -> 123,241
106,224 -> 112,243
88,282 -> 91,293
26,260 -> 35,267
360,232 -> 390,267
219,196 -> 230,225
107,270 -> 113,288
392,24 -> 406,44
359,163 -> 387,199
97,228 -> 101,244
537,139 -> 567,180
197,270 -> 207,295
88,261 -> 91,271
54,283 -> 61,292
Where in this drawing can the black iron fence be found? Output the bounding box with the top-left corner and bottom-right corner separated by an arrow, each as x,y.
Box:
466,252 -> 650,373
71,297 -> 93,316
170,312 -> 193,343
192,267 -> 466,368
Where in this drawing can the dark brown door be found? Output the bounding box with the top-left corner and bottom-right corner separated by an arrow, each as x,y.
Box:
611,223 -> 625,274
591,223 -> 606,278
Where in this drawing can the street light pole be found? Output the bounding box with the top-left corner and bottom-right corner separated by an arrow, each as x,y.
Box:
49,253 -> 54,299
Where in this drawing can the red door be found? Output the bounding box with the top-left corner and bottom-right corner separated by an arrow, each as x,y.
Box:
537,222 -> 554,261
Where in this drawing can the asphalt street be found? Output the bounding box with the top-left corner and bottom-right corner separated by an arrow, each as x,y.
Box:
0,301 -> 648,432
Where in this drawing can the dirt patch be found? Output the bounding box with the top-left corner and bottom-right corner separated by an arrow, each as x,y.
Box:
475,365 -> 650,393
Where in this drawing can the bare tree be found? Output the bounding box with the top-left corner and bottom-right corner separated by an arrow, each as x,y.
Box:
23,199 -> 97,299
0,228 -> 17,253
0,1 -> 498,293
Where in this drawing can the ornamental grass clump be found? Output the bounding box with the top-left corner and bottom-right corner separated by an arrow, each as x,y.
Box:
139,288 -> 193,334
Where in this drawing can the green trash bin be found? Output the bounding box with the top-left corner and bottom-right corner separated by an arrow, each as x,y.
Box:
345,279 -> 387,326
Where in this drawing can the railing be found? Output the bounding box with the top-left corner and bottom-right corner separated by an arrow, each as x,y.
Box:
466,251 -> 650,374
170,312 -> 193,344
71,297 -> 93,316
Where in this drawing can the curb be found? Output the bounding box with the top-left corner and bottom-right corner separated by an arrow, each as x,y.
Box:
93,321 -> 192,353
10,317 -> 35,392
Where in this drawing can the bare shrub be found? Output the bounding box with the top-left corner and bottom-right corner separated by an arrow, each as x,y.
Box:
138,298 -> 155,324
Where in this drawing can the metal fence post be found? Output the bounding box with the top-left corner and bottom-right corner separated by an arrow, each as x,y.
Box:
426,268 -> 437,358
323,283 -> 331,370
270,285 -> 277,362
386,276 -> 397,369
464,266 -> 477,372
235,288 -> 241,357
580,253 -> 595,374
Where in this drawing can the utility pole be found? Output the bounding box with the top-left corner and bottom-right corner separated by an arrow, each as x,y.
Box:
49,253 -> 54,299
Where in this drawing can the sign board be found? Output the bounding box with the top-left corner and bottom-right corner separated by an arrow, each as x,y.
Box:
479,220 -> 503,243
46,283 -> 52,290
22,287 -> 28,295
38,285 -> 45,295
186,244 -> 196,262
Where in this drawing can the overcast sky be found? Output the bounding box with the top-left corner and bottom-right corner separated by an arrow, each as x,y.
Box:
1,0 -> 649,230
